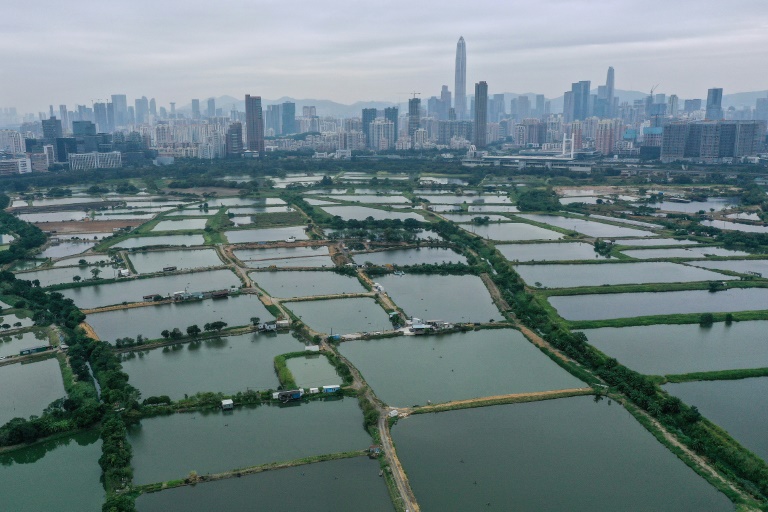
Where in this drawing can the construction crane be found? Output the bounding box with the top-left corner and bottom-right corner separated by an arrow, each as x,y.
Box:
649,84 -> 660,97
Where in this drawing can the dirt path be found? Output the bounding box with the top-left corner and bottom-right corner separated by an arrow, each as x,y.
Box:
516,323 -> 573,364
379,415 -> 420,512
480,272 -> 510,312
396,388 -> 594,415
79,322 -> 99,340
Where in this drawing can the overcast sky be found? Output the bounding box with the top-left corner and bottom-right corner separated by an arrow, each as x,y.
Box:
2,0 -> 766,113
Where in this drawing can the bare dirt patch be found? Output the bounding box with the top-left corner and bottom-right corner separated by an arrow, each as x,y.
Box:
35,219 -> 144,233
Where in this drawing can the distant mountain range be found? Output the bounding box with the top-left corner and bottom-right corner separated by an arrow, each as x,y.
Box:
182,89 -> 768,118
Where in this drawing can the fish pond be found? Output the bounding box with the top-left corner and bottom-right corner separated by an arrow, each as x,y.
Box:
461,222 -> 563,241
285,297 -> 391,335
514,262 -> 733,288
87,294 -> 274,341
127,249 -> 223,274
0,430 -> 104,512
517,214 -> 657,238
62,269 -> 240,309
690,259 -> 768,276
286,354 -> 341,387
549,287 -> 768,321
664,377 -> 768,462
128,398 -> 370,485
121,332 -> 307,400
392,396 -> 732,511
321,206 -> 424,222
353,247 -> 466,266
497,242 -> 604,262
253,270 -> 365,297
111,234 -> 206,249
376,274 -> 503,322
0,329 -> 51,358
135,456 -> 393,512
224,227 -> 308,244
234,245 -> 330,262
621,247 -> 750,259
151,218 -> 208,232
15,265 -> 100,287
0,358 -> 66,425
339,329 -> 583,406
581,321 -> 768,375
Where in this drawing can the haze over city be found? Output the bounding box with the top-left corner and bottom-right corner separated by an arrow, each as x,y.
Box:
3,0 -> 768,112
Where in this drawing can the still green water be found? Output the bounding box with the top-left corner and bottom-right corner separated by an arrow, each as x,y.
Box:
121,332 -> 306,399
582,321 -> 768,375
339,329 -> 584,406
135,456 -> 394,512
393,396 -> 732,511
549,288 -> 768,321
62,269 -> 240,308
376,274 -> 504,322
87,294 -> 274,341
285,297 -> 391,335
128,399 -> 370,485
0,358 -> 66,425
353,247 -> 466,266
127,248 -> 223,273
664,377 -> 768,462
253,270 -> 365,297
0,430 -> 104,511
286,354 -> 340,387
514,261 -> 733,288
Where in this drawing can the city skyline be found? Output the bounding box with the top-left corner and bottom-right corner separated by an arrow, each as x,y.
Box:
2,0 -> 767,113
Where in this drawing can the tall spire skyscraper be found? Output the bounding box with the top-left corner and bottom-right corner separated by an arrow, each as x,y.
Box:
606,66 -> 615,118
454,37 -> 467,120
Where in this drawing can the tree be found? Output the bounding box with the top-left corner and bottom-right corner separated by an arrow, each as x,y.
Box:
204,321 -> 227,332
72,276 -> 81,282
160,329 -> 170,339
90,268 -> 101,280
250,317 -> 260,326
186,325 -> 201,337
699,313 -> 715,327
169,328 -> 183,339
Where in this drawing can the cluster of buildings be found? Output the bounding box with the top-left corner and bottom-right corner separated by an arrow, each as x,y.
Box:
1,38 -> 767,173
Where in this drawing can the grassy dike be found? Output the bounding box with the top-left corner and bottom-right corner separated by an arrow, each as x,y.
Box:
662,367 -> 768,384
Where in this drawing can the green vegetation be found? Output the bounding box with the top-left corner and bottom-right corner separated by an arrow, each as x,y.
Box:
515,187 -> 560,212
664,367 -> 768,384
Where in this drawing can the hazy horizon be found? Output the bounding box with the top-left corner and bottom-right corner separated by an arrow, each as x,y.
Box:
2,0 -> 766,113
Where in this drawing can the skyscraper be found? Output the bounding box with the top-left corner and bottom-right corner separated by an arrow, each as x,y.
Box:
570,81 -> 591,121
473,81 -> 488,148
226,122 -> 244,156
207,98 -> 216,118
454,37 -> 467,120
706,88 -> 724,120
93,103 -> 109,132
111,94 -> 128,127
134,97 -> 149,125
605,67 -> 615,118
191,99 -> 200,119
408,98 -> 421,148
384,107 -> 399,142
149,98 -> 157,117
362,108 -> 377,148
244,95 -> 265,156
281,102 -> 296,135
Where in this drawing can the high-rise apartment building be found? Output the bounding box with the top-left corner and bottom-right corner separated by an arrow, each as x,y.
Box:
684,99 -> 702,113
454,37 -> 467,120
226,122 -> 244,156
191,99 -> 201,119
754,97 -> 768,122
245,95 -> 265,156
705,88 -> 723,120
473,81 -> 488,148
